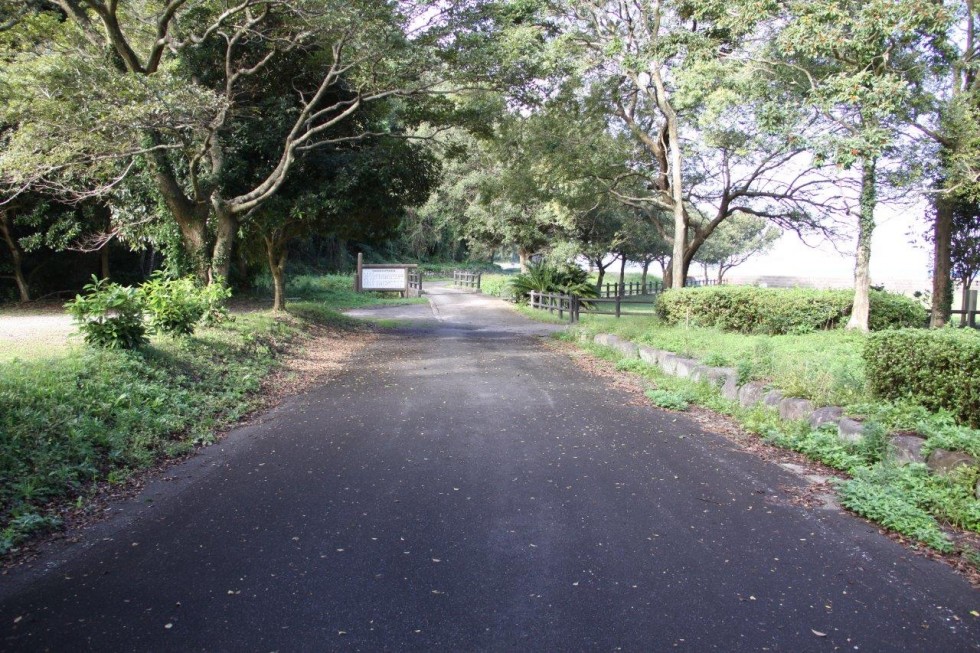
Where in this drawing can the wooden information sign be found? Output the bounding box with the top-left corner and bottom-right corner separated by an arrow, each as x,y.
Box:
355,253 -> 420,297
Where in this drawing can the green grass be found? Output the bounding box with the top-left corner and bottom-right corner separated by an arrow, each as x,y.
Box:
0,273 -> 421,555
574,336 -> 980,561
573,316 -> 867,406
480,272 -> 517,299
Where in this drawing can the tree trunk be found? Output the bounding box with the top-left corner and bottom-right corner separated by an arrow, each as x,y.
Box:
518,248 -> 531,273
618,254 -> 627,295
148,146 -> 211,281
0,210 -> 30,302
846,158 -> 877,332
265,236 -> 288,312
931,196 -> 953,327
99,246 -> 110,280
210,203 -> 237,285
641,260 -> 650,287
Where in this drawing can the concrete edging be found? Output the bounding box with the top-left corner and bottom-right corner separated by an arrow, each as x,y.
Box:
590,332 -> 980,497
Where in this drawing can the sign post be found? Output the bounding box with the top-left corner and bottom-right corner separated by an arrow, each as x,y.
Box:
355,253 -> 420,297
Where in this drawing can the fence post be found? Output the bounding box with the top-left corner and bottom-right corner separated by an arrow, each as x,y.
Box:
615,295 -> 621,318
477,272 -> 482,292
558,294 -> 564,320
570,295 -> 579,323
530,290 -> 536,310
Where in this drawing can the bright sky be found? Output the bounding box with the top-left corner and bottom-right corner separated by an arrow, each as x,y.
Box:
733,203 -> 932,286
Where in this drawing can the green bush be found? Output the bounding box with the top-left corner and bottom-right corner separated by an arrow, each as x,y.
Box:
656,286 -> 925,335
509,262 -> 598,303
865,328 -> 980,427
141,273 -> 230,337
66,277 -> 148,349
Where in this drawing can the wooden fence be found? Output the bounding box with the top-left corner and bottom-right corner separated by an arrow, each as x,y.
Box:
598,280 -> 662,298
529,291 -> 658,323
453,270 -> 482,291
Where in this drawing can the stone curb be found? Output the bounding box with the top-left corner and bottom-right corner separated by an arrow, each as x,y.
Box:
589,332 -> 980,498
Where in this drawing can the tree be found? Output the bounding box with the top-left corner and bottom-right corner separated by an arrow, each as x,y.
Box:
774,0 -> 952,331
693,212 -> 780,283
948,198 -> 980,322
248,136 -> 438,311
916,1 -> 980,327
539,1 -> 843,289
0,1 -> 498,282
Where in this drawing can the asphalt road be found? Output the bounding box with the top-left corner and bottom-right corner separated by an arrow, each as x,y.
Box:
1,286 -> 977,652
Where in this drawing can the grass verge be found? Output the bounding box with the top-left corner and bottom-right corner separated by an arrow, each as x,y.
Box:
0,274 -> 412,556
564,332 -> 980,573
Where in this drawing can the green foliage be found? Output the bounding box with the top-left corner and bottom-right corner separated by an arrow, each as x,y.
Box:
865,328 -> 980,427
66,277 -> 148,349
656,286 -> 925,335
0,512 -> 62,555
480,273 -> 514,298
140,273 -> 231,337
644,389 -> 689,411
509,262 -> 598,303
835,472 -> 954,553
0,310 -> 309,553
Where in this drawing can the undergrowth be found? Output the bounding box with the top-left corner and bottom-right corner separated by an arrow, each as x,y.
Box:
0,273 -> 414,555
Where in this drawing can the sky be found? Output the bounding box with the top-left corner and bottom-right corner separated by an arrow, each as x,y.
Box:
728,203 -> 932,287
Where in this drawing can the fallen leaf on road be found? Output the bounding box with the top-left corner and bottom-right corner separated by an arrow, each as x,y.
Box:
811,629 -> 826,637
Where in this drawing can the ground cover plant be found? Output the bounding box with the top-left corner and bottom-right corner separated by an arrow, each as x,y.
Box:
0,273 -> 410,555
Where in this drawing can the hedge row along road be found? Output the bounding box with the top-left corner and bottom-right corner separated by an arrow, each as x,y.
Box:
1,286 -> 977,651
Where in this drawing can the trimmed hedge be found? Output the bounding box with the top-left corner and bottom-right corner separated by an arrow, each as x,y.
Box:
656,286 -> 925,335
865,329 -> 980,427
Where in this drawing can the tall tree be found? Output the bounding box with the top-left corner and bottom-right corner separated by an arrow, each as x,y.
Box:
774,0 -> 951,330
543,0 -> 841,287
0,1 -> 500,282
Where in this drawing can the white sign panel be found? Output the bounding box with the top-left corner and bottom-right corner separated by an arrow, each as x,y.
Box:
362,268 -> 407,290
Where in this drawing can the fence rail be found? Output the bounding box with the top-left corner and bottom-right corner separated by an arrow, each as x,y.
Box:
453,270 -> 482,291
529,291 -> 659,323
598,280 -> 662,298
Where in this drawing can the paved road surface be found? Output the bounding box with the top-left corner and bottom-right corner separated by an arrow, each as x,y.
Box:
1,286 -> 977,651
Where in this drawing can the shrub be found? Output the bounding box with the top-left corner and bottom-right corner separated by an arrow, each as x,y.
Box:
509,262 -> 598,303
656,286 -> 924,335
141,273 -> 217,337
865,328 -> 980,427
66,277 -> 148,349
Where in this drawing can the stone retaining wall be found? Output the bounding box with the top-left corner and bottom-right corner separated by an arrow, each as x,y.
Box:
589,332 -> 980,498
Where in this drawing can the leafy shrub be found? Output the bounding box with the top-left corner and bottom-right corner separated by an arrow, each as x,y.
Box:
656,286 -> 925,335
509,262 -> 598,303
66,277 -> 148,349
865,328 -> 980,427
141,273 -> 227,337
